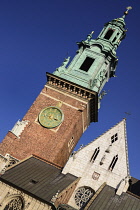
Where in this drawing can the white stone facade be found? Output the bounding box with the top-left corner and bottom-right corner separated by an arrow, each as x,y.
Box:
62,119 -> 129,209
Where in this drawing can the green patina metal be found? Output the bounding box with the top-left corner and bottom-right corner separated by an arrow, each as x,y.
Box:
53,8 -> 131,94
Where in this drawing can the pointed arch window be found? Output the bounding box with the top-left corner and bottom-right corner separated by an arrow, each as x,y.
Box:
90,147 -> 100,162
4,196 -> 24,210
109,155 -> 118,171
104,29 -> 114,40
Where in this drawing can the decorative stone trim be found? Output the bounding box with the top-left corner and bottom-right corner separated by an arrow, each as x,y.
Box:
0,193 -> 25,209
0,153 -> 19,174
124,119 -> 130,176
84,182 -> 106,210
74,186 -> 95,208
10,120 -> 29,138
68,137 -> 75,153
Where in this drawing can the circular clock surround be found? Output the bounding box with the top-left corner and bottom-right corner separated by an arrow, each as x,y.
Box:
38,106 -> 64,128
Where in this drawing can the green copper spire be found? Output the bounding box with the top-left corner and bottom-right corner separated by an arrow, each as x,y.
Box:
53,8 -> 132,94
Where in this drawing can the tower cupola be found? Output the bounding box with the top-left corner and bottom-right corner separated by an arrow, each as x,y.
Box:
53,7 -> 132,94
97,6 -> 132,55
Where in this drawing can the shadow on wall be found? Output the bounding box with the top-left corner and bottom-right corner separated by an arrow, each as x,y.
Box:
128,177 -> 140,196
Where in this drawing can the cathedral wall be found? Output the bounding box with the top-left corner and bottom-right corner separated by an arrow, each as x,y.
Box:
0,181 -> 53,210
0,156 -> 7,174
62,120 -> 129,209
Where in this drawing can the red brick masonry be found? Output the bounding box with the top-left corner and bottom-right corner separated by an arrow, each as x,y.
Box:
0,85 -> 90,167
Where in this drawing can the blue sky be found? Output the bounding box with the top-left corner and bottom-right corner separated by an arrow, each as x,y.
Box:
0,1 -> 140,179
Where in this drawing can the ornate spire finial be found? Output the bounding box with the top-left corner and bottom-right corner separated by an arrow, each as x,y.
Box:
85,31 -> 94,43
123,6 -> 132,18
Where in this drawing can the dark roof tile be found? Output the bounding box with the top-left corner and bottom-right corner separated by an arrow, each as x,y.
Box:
0,156 -> 77,203
88,185 -> 140,210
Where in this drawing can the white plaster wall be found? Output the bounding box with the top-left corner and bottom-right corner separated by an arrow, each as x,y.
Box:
62,119 -> 129,209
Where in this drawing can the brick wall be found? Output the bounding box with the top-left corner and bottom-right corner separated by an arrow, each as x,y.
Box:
0,85 -> 90,168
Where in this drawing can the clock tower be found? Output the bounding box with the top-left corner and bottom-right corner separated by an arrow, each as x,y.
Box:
0,9 -> 130,168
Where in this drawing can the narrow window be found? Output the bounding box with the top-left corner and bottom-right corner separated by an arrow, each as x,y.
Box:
68,136 -> 75,153
104,29 -> 114,40
112,33 -> 120,43
90,147 -> 100,162
112,37 -> 117,43
80,57 -> 95,72
109,155 -> 118,171
111,133 -> 118,143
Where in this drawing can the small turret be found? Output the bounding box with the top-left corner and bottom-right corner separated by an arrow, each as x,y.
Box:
96,6 -> 132,55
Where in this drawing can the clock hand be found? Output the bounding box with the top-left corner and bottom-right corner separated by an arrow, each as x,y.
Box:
54,118 -> 58,121
48,114 -> 54,119
53,115 -> 59,121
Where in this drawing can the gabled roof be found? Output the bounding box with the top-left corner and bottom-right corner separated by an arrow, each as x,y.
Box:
0,156 -> 78,205
72,118 -> 129,175
74,119 -> 127,152
88,185 -> 140,210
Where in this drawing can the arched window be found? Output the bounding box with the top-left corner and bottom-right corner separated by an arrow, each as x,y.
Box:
104,29 -> 114,40
109,155 -> 118,171
112,33 -> 120,43
4,196 -> 24,210
75,186 -> 95,208
90,147 -> 100,162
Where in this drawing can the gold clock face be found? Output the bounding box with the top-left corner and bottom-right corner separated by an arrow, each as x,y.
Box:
38,106 -> 64,128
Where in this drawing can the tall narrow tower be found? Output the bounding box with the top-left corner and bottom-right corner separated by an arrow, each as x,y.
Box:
0,8 -> 131,168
